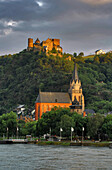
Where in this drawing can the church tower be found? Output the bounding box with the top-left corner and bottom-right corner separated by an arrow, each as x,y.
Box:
68,64 -> 85,114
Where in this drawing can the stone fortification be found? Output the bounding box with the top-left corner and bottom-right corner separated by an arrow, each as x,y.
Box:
27,37 -> 63,54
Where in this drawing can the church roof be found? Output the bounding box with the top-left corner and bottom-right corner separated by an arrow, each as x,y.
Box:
35,92 -> 71,103
71,63 -> 79,82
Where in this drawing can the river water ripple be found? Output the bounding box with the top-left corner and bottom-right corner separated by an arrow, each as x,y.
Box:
0,144 -> 112,170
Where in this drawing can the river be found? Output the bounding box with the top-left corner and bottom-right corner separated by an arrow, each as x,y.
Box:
0,144 -> 112,170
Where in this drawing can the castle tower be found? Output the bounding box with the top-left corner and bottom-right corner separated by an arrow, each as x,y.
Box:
28,38 -> 33,51
52,39 -> 60,46
35,38 -> 40,44
69,63 -> 85,114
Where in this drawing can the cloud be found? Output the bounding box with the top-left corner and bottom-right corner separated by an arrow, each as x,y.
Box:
35,1 -> 44,7
4,20 -> 20,27
81,0 -> 112,5
0,0 -> 112,55
0,28 -> 12,37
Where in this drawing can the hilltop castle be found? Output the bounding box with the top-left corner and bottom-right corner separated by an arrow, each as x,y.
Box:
27,37 -> 63,54
35,64 -> 85,120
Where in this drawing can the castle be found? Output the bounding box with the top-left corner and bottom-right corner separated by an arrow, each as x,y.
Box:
27,37 -> 63,54
35,64 -> 85,120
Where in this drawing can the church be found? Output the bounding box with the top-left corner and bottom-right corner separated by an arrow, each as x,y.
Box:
35,64 -> 85,120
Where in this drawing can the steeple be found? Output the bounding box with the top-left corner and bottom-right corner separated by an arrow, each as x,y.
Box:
71,63 -> 79,82
68,63 -> 85,114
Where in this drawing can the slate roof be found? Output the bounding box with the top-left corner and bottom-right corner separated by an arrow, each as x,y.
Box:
17,105 -> 25,109
35,92 -> 71,103
84,109 -> 95,114
95,49 -> 101,53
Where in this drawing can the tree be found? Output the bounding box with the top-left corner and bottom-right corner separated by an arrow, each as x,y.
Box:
0,111 -> 17,137
59,114 -> 74,137
73,52 -> 77,58
23,121 -> 37,136
72,113 -> 87,136
94,56 -> 100,64
36,108 -> 74,136
104,114 -> 112,123
101,121 -> 112,139
87,114 -> 104,139
75,55 -> 85,63
78,52 -> 84,57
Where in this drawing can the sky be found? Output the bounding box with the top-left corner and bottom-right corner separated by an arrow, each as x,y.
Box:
0,0 -> 112,56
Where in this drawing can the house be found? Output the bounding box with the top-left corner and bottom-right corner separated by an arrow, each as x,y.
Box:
95,49 -> 105,55
16,105 -> 25,115
35,64 -> 85,120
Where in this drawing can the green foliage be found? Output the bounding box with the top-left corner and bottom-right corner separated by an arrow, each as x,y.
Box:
36,108 -> 87,138
50,47 -> 57,54
94,56 -> 100,64
36,107 -> 74,136
0,51 -> 73,114
59,114 -> 74,137
87,114 -> 104,138
73,52 -> 77,58
78,62 -> 112,114
20,121 -> 37,136
0,108 -> 112,140
0,50 -> 112,116
72,113 -> 87,136
37,141 -> 70,146
93,53 -> 112,64
104,114 -> 112,123
102,121 -> 112,139
36,108 -> 112,140
0,112 -> 37,138
78,52 -> 84,57
74,55 -> 85,63
0,111 -> 17,137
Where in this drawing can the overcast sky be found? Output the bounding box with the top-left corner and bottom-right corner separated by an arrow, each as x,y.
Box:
0,0 -> 112,56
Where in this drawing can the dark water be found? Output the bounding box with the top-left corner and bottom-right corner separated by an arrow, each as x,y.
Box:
0,144 -> 112,170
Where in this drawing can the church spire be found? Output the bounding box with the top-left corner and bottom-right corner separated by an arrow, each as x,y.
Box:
68,62 -> 85,114
72,63 -> 79,82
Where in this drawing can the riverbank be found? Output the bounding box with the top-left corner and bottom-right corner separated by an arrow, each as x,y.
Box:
29,141 -> 112,147
0,139 -> 112,147
0,139 -> 28,144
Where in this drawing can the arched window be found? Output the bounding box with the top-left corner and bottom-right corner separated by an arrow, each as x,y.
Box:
74,96 -> 76,100
38,105 -> 40,119
42,105 -> 44,113
46,105 -> 49,111
55,99 -> 57,102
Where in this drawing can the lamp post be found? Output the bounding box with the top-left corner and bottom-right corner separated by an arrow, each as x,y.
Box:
7,127 -> 9,139
82,127 -> 84,144
50,127 -> 51,136
60,128 -> 63,141
17,127 -> 19,139
71,127 -> 74,142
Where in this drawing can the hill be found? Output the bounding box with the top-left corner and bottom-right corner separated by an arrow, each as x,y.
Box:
0,50 -> 112,115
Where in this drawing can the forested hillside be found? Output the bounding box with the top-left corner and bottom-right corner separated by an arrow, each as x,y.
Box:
0,50 -> 112,115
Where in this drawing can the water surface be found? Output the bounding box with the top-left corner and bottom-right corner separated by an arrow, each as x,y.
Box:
0,144 -> 112,170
